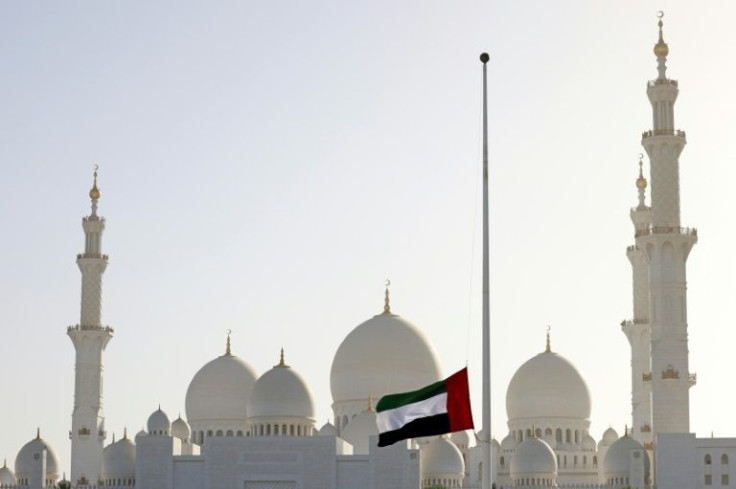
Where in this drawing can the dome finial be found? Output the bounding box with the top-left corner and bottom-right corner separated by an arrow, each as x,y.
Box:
545,326 -> 551,353
123,427 -> 128,440
89,164 -> 101,218
112,432 -> 116,443
36,427 -> 40,440
654,11 -> 669,78
276,347 -> 289,367
225,329 -> 232,356
367,395 -> 376,413
382,279 -> 392,314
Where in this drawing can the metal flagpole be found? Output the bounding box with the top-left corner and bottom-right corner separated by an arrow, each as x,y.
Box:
480,51 -> 491,489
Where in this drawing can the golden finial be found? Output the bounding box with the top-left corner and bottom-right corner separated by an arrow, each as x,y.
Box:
225,329 -> 232,356
624,424 -> 629,437
382,279 -> 391,314
636,155 -> 647,190
276,348 -> 289,368
89,164 -> 101,200
654,11 -> 669,58
367,395 -> 376,412
36,427 -> 40,440
545,326 -> 551,353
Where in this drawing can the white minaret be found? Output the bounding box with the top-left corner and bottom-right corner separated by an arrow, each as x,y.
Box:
637,15 -> 696,439
622,158 -> 653,450
67,167 -> 113,487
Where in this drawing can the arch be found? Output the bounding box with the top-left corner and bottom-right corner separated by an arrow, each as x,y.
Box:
722,454 -> 729,465
545,427 -> 552,436
705,453 -> 712,465
535,427 -> 542,437
500,456 -> 505,467
566,428 -> 571,443
555,428 -> 562,442
226,430 -> 233,437
216,429 -> 223,437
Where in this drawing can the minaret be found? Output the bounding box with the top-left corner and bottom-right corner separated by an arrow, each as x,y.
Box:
622,158 -> 653,450
637,15 -> 696,439
67,167 -> 114,487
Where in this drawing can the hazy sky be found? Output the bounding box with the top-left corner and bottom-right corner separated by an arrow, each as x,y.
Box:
2,0 -> 736,472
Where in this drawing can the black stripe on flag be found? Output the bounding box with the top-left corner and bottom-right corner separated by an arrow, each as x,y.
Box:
377,413 -> 451,447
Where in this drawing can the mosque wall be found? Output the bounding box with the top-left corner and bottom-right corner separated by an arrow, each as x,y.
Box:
135,435 -> 173,489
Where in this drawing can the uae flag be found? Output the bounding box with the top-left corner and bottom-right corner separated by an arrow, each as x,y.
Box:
375,368 -> 474,447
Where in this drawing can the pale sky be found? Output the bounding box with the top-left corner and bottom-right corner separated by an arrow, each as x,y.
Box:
2,0 -> 736,472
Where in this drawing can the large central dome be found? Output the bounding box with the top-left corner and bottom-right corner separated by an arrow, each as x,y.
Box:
331,310 -> 442,403
506,348 -> 591,421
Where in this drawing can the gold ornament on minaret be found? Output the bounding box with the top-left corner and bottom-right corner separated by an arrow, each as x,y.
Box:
89,165 -> 101,200
654,12 -> 669,58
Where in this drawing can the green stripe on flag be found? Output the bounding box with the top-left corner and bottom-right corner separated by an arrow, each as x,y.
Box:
376,378 -> 447,412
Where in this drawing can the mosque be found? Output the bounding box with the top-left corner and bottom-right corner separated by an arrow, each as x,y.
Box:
0,17 -> 733,489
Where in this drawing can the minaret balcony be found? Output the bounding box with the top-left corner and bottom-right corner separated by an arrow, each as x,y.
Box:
76,253 -> 109,260
689,373 -> 697,386
641,128 -> 686,139
643,373 -> 652,381
648,78 -> 678,88
67,324 -> 115,333
640,424 -> 652,433
635,225 -> 697,238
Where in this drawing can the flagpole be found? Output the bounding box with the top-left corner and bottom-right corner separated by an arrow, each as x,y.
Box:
480,51 -> 491,489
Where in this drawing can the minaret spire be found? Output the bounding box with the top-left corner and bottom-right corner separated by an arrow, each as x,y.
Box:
636,156 -> 648,210
654,12 -> 669,80
382,279 -> 392,315
68,168 -> 113,486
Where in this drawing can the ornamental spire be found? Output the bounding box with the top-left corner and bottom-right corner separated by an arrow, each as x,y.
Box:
89,164 -> 101,218
276,348 -> 289,368
382,279 -> 392,315
654,11 -> 669,80
636,155 -> 648,209
545,326 -> 551,353
225,329 -> 232,356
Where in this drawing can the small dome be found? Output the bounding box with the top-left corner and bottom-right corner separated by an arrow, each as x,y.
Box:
135,428 -> 147,439
15,432 -> 61,483
103,435 -> 135,479
582,433 -> 597,451
331,311 -> 442,404
501,433 -> 518,452
421,437 -> 465,479
147,407 -> 171,435
601,427 -> 619,446
450,430 -> 470,449
604,434 -> 650,479
510,437 -> 557,477
0,460 -> 16,485
171,416 -> 191,441
341,410 -> 379,455
319,421 -> 338,437
506,349 -> 591,421
248,354 -> 315,420
185,352 -> 258,425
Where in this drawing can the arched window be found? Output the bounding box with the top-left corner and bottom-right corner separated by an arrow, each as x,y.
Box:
593,455 -> 598,467
216,429 -> 223,437
722,454 -> 729,465
575,430 -> 580,444
526,428 -> 532,437
583,455 -> 587,466
500,456 -> 505,467
237,430 -> 243,437
706,454 -> 712,465
555,428 -> 562,442
545,428 -> 552,436
574,455 -> 578,466
566,428 -> 571,443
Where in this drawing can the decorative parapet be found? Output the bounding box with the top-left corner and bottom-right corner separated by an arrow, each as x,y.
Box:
648,79 -> 679,88
641,128 -> 686,140
635,225 -> 697,238
640,424 -> 652,433
76,253 -> 109,260
642,373 -> 652,381
67,324 -> 114,333
78,427 -> 90,435
621,319 -> 649,327
662,365 -> 680,379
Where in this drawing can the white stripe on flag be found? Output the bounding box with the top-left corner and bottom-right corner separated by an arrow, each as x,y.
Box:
376,392 -> 448,433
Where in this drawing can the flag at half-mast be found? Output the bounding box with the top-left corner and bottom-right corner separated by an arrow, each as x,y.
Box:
375,368 -> 474,447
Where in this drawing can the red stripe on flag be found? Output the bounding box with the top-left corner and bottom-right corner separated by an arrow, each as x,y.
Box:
445,368 -> 475,432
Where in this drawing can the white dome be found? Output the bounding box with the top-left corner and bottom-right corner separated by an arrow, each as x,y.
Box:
0,460 -> 16,485
450,430 -> 470,449
171,416 -> 191,441
331,311 -> 442,404
421,437 -> 465,478
147,407 -> 171,435
601,427 -> 619,445
135,428 -> 147,439
319,421 -> 338,436
15,432 -> 61,483
341,410 -> 379,455
582,433 -> 597,451
604,435 -> 649,478
510,437 -> 557,476
248,357 -> 315,419
501,433 -> 518,452
506,349 -> 591,421
103,435 -> 135,478
185,352 -> 258,424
